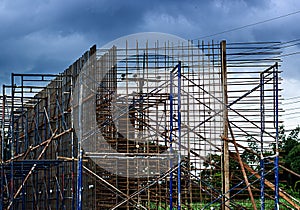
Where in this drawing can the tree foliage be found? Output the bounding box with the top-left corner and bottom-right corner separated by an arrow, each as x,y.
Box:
278,126 -> 300,172
199,125 -> 300,199
286,144 -> 300,174
277,125 -> 300,196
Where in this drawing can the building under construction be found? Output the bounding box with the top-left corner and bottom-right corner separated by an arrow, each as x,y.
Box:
0,32 -> 299,209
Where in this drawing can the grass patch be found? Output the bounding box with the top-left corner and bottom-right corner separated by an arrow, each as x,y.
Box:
149,199 -> 292,209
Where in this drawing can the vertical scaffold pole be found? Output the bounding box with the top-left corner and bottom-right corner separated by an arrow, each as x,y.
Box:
10,73 -> 15,209
260,72 -> 265,210
71,73 -> 75,210
1,86 -> 5,210
77,149 -> 83,210
221,40 -> 230,210
77,77 -> 83,210
274,63 -> 279,210
169,68 -> 174,210
177,61 -> 182,210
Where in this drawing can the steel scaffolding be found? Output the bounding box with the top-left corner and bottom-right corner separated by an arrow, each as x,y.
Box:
0,35 -> 298,209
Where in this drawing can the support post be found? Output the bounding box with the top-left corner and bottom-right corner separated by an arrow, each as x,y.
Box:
71,74 -> 75,210
10,73 -> 15,208
1,86 -> 5,210
260,72 -> 265,210
177,61 -> 182,210
77,78 -> 83,210
77,149 -> 83,210
221,40 -> 230,210
274,63 -> 279,210
169,69 -> 174,210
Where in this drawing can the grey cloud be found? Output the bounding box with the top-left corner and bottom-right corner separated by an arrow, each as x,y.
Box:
0,0 -> 299,86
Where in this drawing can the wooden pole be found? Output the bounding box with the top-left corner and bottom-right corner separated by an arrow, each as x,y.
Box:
221,40 -> 230,210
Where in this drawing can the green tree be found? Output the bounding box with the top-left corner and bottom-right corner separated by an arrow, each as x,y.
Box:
278,126 -> 300,172
286,144 -> 300,174
279,125 -> 300,152
276,125 -> 300,196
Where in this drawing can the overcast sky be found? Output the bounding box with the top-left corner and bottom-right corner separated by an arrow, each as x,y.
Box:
1,0 -> 300,128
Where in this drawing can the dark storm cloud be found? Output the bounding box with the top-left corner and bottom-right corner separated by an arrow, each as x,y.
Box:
0,0 -> 300,86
